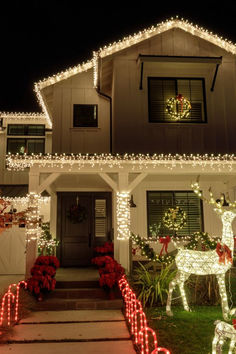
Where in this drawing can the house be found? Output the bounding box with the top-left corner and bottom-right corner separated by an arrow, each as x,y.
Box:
1,17 -> 236,277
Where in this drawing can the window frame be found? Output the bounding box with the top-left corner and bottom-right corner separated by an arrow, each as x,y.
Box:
146,190 -> 204,238
148,77 -> 207,124
7,124 -> 45,136
7,138 -> 45,154
73,104 -> 98,128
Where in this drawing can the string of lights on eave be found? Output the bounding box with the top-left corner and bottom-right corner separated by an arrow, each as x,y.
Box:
0,112 -> 48,123
6,153 -> 236,172
33,16 -> 236,129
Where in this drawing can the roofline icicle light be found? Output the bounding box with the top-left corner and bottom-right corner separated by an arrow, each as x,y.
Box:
32,16 -> 236,128
6,153 -> 236,172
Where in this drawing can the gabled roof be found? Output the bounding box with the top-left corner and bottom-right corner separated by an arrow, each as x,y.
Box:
34,17 -> 236,127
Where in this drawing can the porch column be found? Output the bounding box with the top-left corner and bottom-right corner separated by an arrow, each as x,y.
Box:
25,171 -> 41,279
117,172 -> 131,273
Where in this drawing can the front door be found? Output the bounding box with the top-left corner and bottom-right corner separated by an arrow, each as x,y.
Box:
57,192 -> 112,267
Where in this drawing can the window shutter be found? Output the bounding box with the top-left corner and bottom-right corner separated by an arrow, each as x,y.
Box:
95,199 -> 107,237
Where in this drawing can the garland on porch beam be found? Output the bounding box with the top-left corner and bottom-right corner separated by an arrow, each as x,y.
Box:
131,233 -> 174,265
184,231 -> 218,251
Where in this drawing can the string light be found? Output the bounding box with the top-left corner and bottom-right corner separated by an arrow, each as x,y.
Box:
26,193 -> 41,241
33,17 -> 236,127
6,153 -> 236,172
117,192 -> 130,240
0,112 -> 47,122
166,180 -> 236,320
212,320 -> 236,354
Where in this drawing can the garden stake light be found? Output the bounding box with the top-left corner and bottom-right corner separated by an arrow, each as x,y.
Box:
119,275 -> 171,353
0,289 -> 15,326
139,326 -> 158,354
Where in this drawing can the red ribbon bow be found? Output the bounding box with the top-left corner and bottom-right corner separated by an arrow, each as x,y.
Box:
159,236 -> 171,256
216,242 -> 232,265
232,319 -> 236,330
176,94 -> 184,112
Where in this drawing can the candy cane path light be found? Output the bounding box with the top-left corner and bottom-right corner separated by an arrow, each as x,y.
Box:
118,275 -> 171,353
0,280 -> 27,327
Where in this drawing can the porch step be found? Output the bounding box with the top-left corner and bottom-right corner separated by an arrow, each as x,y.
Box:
56,280 -> 100,289
34,298 -> 123,311
49,288 -> 109,299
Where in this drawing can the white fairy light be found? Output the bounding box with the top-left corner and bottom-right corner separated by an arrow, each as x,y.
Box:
33,17 -> 236,128
166,181 -> 236,321
26,193 -> 41,241
117,192 -> 130,240
212,320 -> 236,354
5,153 -> 236,172
0,112 -> 47,122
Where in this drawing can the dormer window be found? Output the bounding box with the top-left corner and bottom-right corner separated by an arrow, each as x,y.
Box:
73,104 -> 98,128
148,77 -> 207,123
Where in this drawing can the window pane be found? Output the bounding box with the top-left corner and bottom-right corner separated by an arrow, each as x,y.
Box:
8,125 -> 25,135
7,139 -> 26,154
73,104 -> 98,127
147,191 -> 202,237
28,125 -> 45,136
148,78 -> 206,123
27,139 -> 45,154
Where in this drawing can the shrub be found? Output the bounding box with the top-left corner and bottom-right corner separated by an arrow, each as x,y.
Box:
132,262 -> 176,307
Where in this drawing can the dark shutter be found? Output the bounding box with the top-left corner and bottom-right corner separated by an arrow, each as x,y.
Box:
147,191 -> 203,237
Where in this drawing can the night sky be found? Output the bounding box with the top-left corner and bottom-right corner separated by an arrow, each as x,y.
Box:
1,0 -> 236,113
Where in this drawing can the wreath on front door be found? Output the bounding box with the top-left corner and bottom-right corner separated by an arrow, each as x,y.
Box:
67,204 -> 88,224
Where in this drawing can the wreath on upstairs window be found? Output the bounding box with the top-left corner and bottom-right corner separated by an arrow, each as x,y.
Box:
166,94 -> 191,121
67,204 -> 88,224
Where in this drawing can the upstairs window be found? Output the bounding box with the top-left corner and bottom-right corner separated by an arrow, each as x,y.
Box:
8,124 -> 45,136
7,139 -> 45,154
73,104 -> 98,128
147,191 -> 203,238
148,78 -> 207,123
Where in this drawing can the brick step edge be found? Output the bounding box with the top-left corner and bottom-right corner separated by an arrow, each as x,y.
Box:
56,281 -> 100,289
34,299 -> 124,311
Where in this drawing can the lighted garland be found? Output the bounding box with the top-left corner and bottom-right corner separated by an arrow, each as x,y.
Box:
162,206 -> 187,231
166,94 -> 191,121
185,231 -> 218,251
131,233 -> 174,265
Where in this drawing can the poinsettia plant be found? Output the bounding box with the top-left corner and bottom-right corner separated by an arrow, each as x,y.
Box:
91,243 -> 124,290
27,255 -> 60,300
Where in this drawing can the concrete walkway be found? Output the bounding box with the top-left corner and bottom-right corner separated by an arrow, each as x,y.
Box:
0,309 -> 136,353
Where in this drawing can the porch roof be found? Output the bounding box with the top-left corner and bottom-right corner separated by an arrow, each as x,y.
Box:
6,153 -> 236,175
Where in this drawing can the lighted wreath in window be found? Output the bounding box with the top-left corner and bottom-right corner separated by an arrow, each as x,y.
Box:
166,94 -> 191,121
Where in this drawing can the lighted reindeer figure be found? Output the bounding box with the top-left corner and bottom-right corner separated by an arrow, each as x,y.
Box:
166,179 -> 236,320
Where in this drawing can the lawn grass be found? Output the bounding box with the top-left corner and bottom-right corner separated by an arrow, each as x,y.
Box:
144,276 -> 236,354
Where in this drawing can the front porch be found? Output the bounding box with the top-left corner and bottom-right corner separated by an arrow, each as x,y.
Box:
5,154 -> 236,278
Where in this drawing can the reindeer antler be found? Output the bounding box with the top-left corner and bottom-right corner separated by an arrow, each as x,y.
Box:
225,192 -> 236,208
191,176 -> 223,210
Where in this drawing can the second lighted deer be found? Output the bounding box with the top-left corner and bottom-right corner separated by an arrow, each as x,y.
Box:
166,179 -> 236,320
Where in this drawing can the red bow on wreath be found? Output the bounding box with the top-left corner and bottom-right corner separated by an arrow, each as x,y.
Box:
232,319 -> 236,330
159,236 -> 171,256
216,242 -> 232,265
176,94 -> 184,112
